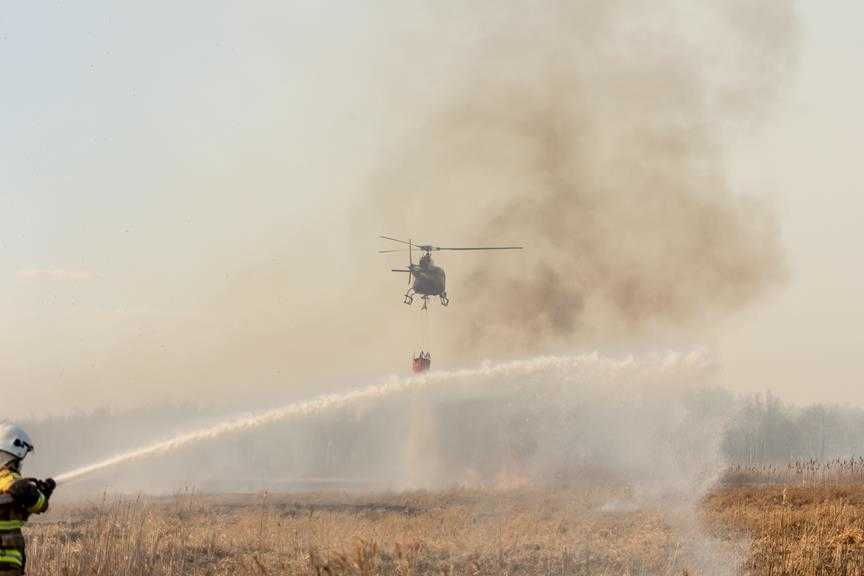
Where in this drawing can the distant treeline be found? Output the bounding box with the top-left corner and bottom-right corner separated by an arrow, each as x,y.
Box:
722,392 -> 864,464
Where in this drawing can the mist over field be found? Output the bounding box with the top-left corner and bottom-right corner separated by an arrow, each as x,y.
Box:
25,352 -> 720,492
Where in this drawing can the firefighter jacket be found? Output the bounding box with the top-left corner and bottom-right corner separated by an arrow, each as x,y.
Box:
0,468 -> 49,573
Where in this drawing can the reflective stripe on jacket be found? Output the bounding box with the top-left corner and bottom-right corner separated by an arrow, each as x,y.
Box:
0,548 -> 22,570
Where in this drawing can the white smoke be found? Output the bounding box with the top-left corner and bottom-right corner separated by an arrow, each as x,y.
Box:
55,350 -> 714,487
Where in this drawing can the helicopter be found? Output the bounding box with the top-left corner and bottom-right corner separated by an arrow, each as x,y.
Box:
379,236 -> 523,310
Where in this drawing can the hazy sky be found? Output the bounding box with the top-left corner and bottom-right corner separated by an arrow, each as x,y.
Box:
1,1 -> 862,415
716,0 -> 864,403
1,0 -> 383,414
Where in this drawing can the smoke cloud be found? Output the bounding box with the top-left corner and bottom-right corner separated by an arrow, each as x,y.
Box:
364,1 -> 795,352
365,0 -> 797,356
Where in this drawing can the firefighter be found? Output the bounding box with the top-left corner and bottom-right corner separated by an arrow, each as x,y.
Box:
0,423 -> 55,576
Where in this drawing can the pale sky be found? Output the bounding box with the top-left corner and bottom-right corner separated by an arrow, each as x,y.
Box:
1,1 -> 862,414
716,0 -> 864,403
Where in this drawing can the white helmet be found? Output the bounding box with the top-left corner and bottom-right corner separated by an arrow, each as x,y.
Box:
0,422 -> 34,460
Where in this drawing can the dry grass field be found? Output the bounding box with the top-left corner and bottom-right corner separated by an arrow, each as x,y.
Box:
26,485 -> 704,576
21,475 -> 864,576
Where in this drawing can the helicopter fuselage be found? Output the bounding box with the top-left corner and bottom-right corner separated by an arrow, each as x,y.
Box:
379,235 -> 521,309
410,263 -> 446,296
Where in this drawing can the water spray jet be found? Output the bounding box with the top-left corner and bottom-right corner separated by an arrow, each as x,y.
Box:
54,351 -> 711,486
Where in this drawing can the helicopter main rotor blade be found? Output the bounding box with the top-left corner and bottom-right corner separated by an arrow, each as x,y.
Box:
434,246 -> 524,251
390,269 -> 411,272
380,236 -> 522,252
382,246 -> 522,252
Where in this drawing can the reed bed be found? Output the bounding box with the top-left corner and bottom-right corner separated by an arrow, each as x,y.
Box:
704,484 -> 864,575
725,457 -> 864,486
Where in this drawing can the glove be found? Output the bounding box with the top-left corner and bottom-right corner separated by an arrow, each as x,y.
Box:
38,478 -> 56,498
8,479 -> 42,509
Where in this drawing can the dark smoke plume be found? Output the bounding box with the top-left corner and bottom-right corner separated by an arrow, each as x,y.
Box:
367,0 -> 797,357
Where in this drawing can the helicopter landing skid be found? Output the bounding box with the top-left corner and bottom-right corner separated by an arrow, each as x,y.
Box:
403,290 -> 446,310
403,289 -> 415,305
